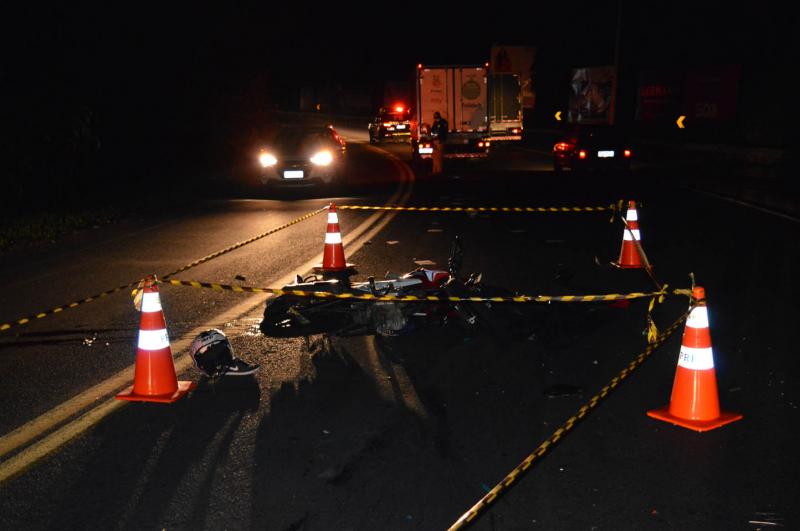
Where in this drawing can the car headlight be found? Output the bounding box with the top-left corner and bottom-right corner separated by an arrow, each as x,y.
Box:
259,152 -> 277,167
310,150 -> 333,166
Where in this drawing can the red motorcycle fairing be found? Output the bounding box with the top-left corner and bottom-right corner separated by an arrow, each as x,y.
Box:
401,268 -> 450,289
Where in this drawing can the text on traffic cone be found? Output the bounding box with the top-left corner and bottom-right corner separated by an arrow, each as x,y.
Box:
646,286 -> 742,431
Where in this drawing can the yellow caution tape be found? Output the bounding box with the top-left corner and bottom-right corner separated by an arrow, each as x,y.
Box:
131,279 -> 145,311
161,279 -> 690,305
132,288 -> 143,312
0,281 -> 140,333
447,307 -> 692,531
673,288 -> 694,298
646,316 -> 659,344
645,284 -> 669,344
0,207 -> 326,334
160,206 -> 327,280
338,204 -> 617,213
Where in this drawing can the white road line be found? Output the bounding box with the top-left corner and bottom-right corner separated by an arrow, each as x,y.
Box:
0,150 -> 415,483
689,187 -> 800,224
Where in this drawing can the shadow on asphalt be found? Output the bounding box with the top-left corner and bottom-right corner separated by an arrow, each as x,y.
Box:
33,378 -> 261,531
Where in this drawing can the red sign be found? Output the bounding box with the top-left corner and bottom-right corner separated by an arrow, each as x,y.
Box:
636,69 -> 682,122
683,65 -> 740,122
636,65 -> 740,124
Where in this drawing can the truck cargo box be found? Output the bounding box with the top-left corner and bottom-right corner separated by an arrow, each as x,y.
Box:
413,65 -> 490,160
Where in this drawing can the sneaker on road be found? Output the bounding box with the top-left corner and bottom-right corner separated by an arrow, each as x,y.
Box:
223,358 -> 260,376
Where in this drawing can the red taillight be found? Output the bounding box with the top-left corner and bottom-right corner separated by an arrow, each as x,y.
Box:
394,105 -> 404,113
624,149 -> 632,158
578,150 -> 587,159
553,142 -> 572,152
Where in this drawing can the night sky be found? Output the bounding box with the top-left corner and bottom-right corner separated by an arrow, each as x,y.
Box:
1,3 -> 793,210
9,4 -> 787,101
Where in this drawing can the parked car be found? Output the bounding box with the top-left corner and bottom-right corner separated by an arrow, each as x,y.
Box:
368,105 -> 412,144
257,125 -> 346,187
552,125 -> 632,173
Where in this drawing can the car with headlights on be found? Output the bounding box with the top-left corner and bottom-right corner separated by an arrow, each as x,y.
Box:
368,105 -> 413,144
552,125 -> 632,173
258,125 -> 346,187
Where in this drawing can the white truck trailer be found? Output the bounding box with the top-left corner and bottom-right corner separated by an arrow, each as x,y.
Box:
412,64 -> 491,162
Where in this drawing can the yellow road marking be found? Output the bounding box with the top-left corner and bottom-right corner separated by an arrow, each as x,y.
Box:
0,150 -> 415,482
0,400 -> 125,482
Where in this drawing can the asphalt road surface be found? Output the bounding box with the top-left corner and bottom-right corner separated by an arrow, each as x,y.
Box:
0,123 -> 797,530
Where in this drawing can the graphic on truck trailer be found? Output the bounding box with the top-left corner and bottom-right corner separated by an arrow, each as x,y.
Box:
567,66 -> 617,124
454,68 -> 487,131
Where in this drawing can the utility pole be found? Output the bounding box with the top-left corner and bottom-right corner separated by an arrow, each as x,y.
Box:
612,0 -> 622,125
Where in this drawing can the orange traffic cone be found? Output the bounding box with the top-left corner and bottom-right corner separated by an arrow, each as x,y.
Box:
615,200 -> 645,269
647,286 -> 742,431
314,203 -> 355,273
116,275 -> 195,403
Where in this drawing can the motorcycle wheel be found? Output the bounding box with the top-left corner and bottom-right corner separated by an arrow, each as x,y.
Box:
259,296 -> 352,337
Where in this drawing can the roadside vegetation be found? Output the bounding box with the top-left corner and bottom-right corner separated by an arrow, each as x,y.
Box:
0,206 -> 125,253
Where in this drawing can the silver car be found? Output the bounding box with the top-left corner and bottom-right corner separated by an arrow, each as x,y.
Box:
258,125 -> 346,187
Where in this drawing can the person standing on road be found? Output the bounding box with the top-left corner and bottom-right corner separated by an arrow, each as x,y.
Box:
431,111 -> 448,175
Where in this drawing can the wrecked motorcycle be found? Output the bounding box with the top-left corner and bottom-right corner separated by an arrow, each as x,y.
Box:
259,237 -> 522,338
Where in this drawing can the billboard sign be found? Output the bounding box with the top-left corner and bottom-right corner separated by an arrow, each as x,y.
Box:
683,65 -> 740,122
567,66 -> 616,124
636,69 -> 683,122
635,65 -> 740,124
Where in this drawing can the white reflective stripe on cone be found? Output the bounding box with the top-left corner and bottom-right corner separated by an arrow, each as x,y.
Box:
327,213 -> 339,224
622,229 -> 642,241
325,232 -> 343,244
141,292 -> 162,313
677,345 -> 715,370
626,209 -> 638,221
138,329 -> 170,351
686,305 -> 710,329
